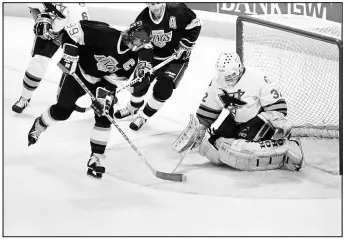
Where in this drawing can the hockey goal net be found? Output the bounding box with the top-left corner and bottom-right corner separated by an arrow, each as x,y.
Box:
236,15 -> 342,139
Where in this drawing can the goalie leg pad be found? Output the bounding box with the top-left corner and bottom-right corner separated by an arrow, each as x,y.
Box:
198,137 -> 224,165
173,114 -> 200,153
283,138 -> 305,171
218,138 -> 288,171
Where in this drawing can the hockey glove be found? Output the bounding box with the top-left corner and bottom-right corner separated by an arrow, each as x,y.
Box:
92,87 -> 114,117
135,61 -> 152,81
258,112 -> 292,140
270,118 -> 292,140
174,42 -> 192,61
57,43 -> 79,75
33,13 -> 56,40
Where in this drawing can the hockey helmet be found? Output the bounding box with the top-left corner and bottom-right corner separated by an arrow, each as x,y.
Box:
215,52 -> 243,88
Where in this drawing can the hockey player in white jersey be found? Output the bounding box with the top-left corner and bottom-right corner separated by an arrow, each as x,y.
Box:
12,3 -> 89,113
173,52 -> 304,171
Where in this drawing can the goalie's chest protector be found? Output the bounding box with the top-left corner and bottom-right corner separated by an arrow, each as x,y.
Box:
216,67 -> 265,123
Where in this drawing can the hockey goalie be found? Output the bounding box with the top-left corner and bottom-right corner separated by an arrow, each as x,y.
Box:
173,52 -> 304,171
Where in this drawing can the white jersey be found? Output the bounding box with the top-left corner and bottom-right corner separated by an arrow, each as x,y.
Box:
196,67 -> 287,126
27,3 -> 89,32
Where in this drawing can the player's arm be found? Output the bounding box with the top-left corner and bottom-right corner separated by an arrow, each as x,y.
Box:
258,80 -> 291,139
28,3 -> 58,40
130,18 -> 155,83
134,46 -> 155,86
65,3 -> 89,22
173,78 -> 223,152
56,22 -> 84,74
174,3 -> 202,60
196,90 -> 223,128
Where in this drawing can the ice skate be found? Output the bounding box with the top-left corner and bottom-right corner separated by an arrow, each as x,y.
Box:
12,97 -> 30,114
28,117 -> 47,146
114,103 -> 139,119
87,153 -> 106,178
129,113 -> 147,131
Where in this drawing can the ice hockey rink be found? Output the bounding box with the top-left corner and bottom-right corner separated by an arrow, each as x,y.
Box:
3,15 -> 342,237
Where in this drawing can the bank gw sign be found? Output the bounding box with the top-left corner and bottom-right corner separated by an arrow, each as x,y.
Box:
219,3 -> 342,23
186,3 -> 342,23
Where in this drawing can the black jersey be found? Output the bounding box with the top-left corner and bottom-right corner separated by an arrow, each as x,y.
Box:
62,20 -> 139,80
135,3 -> 201,61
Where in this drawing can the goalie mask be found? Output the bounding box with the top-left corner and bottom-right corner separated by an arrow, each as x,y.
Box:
122,21 -> 152,51
215,52 -> 243,88
147,3 -> 166,20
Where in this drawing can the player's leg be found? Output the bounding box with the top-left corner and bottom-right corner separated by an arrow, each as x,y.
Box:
130,62 -> 189,131
234,115 -> 275,142
28,70 -> 90,146
114,80 -> 151,119
204,116 -> 304,171
208,113 -> 238,146
12,37 -> 59,113
198,113 -> 238,165
87,95 -> 115,178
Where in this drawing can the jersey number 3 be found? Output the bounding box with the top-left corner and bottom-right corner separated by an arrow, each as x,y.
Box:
271,89 -> 282,99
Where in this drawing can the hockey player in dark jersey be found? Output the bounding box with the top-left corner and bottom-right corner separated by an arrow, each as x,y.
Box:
114,3 -> 202,131
12,3 -> 89,114
27,20 -> 152,178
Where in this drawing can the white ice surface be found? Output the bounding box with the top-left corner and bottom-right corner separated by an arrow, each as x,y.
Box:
3,16 -> 342,237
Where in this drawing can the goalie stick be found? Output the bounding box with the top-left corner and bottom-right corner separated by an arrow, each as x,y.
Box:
71,72 -> 186,182
74,55 -> 176,113
172,142 -> 195,173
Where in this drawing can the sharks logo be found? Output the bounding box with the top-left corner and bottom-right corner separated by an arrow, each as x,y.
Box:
151,30 -> 173,48
94,55 -> 121,73
218,88 -> 247,115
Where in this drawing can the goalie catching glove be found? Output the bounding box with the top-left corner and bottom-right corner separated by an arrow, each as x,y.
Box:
92,87 -> 115,117
33,13 -> 58,40
57,43 -> 79,75
258,112 -> 292,140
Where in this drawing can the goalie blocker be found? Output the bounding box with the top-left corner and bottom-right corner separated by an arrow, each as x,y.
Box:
173,115 -> 304,171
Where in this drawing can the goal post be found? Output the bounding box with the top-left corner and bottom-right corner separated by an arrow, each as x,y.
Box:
236,15 -> 342,174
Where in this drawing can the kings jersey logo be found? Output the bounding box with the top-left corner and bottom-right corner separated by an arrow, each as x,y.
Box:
94,55 -> 120,73
151,30 -> 173,48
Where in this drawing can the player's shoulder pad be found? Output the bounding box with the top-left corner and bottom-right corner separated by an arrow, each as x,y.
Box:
136,7 -> 149,21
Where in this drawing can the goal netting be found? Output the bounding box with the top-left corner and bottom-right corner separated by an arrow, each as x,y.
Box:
236,15 -> 342,139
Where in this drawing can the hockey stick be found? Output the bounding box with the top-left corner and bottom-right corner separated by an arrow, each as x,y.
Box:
74,55 -> 176,113
71,72 -> 186,182
172,142 -> 195,173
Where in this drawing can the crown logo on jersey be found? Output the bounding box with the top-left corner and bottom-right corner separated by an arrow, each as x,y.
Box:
151,30 -> 173,48
94,55 -> 121,73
